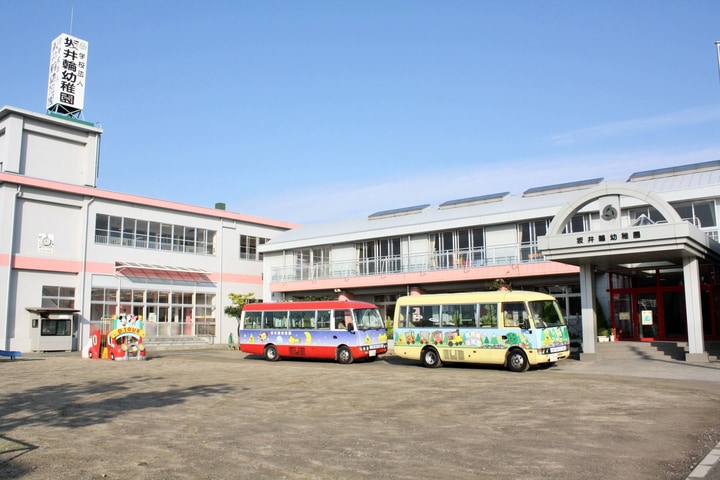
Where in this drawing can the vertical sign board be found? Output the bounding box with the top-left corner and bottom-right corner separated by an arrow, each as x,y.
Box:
46,33 -> 89,115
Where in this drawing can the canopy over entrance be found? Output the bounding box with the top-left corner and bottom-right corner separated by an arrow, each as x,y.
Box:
114,262 -> 211,282
538,183 -> 720,362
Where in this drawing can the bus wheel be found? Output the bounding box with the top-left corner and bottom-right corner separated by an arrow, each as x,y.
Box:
421,347 -> 441,368
263,344 -> 280,362
337,346 -> 353,364
507,349 -> 529,372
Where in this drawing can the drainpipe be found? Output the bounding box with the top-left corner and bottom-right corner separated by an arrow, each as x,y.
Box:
3,185 -> 21,350
217,219 -> 224,345
78,196 -> 95,352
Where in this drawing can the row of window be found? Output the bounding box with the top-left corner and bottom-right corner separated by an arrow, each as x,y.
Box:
396,300 -> 564,329
90,287 -> 216,325
94,214 -> 217,255
94,214 -> 269,261
282,200 -> 717,277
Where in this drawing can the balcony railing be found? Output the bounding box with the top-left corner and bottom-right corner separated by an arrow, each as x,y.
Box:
271,243 -> 547,282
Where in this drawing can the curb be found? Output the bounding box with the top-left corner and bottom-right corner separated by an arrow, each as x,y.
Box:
688,442 -> 720,478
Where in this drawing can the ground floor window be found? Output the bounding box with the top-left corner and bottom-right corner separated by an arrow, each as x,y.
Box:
90,287 -> 216,337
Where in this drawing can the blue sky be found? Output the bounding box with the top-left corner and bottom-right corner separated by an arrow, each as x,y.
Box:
4,1 -> 720,225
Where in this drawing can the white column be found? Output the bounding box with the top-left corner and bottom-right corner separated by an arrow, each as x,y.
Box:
579,264 -> 597,359
683,256 -> 708,362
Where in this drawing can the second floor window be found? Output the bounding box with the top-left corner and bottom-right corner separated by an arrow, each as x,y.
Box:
294,246 -> 331,280
673,200 -> 716,229
519,219 -> 550,261
356,237 -> 401,274
95,214 -> 216,255
240,235 -> 268,261
431,228 -> 484,268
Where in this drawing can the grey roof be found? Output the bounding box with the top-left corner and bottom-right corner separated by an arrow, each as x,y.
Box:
261,160 -> 720,252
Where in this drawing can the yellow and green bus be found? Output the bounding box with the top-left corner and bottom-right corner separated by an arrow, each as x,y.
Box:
393,291 -> 570,372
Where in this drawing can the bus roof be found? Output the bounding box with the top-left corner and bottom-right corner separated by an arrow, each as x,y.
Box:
395,291 -> 557,305
242,300 -> 378,311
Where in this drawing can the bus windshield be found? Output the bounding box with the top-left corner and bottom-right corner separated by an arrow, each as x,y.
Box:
354,308 -> 385,330
528,300 -> 566,328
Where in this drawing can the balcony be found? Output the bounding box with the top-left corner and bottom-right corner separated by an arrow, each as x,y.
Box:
271,243 -> 547,282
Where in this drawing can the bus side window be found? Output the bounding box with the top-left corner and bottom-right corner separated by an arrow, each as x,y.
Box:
395,306 -> 406,328
479,304 -> 497,328
302,311 -> 316,329
244,311 -> 261,329
273,312 -> 288,329
334,310 -> 353,329
289,310 -> 305,329
261,312 -> 272,329
502,302 -> 528,328
317,310 -> 331,330
410,306 -> 436,327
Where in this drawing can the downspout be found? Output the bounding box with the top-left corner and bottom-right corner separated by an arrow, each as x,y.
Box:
78,196 -> 95,352
217,218 -> 224,345
3,185 -> 21,350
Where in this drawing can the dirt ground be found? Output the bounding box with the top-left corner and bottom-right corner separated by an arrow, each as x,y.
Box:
1,347 -> 719,480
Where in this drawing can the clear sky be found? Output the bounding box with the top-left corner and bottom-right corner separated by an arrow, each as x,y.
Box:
4,1 -> 720,225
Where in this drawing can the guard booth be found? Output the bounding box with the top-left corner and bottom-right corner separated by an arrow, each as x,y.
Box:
27,307 -> 80,352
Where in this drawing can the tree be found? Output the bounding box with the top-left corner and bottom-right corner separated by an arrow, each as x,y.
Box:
224,292 -> 255,320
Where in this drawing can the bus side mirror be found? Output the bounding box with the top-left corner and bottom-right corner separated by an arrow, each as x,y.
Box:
520,319 -> 530,330
347,324 -> 354,333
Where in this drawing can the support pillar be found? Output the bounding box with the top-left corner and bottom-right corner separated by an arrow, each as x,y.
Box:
579,264 -> 597,360
683,256 -> 708,363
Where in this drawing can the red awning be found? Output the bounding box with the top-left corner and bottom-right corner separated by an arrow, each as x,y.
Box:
114,262 -> 210,282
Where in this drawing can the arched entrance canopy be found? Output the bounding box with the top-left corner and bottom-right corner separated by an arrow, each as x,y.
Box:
540,183 -> 720,271
538,183 -> 720,362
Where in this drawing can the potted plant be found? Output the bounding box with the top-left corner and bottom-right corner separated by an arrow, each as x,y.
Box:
596,299 -> 610,342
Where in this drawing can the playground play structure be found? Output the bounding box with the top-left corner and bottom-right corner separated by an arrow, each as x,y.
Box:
87,315 -> 147,361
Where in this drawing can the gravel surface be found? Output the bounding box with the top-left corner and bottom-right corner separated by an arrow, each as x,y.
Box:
1,347 -> 719,480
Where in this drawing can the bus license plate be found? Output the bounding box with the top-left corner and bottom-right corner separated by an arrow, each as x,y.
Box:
368,350 -> 377,357
549,354 -> 558,362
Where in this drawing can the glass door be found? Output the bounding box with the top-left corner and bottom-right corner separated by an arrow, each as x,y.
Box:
612,293 -> 634,339
637,293 -> 658,339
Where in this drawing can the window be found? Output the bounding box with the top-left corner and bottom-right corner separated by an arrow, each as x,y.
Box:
94,214 -> 217,255
243,311 -> 262,329
41,319 -> 71,336
441,304 -> 478,327
356,237 -> 401,275
562,214 -> 589,234
501,302 -> 529,328
240,235 -> 268,261
431,228 -> 484,268
294,246 -> 331,280
628,206 -> 664,224
673,200 -> 716,228
317,310 -> 331,330
479,303 -> 498,328
519,219 -> 550,261
41,286 -> 75,309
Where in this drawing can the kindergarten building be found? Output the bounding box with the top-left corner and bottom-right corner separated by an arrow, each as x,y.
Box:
0,105 -> 295,354
260,160 -> 720,362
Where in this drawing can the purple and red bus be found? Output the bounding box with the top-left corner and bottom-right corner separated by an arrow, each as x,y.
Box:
238,300 -> 388,364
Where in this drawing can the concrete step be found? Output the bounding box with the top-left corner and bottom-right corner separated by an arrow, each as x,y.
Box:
143,336 -> 215,351
596,341 -> 720,362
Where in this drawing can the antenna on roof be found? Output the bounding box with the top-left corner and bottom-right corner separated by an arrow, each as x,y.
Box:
716,41 -> 720,83
69,6 -> 74,35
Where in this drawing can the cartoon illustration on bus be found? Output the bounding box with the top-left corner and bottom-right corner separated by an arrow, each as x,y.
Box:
87,314 -> 147,361
393,291 -> 570,372
239,300 -> 388,364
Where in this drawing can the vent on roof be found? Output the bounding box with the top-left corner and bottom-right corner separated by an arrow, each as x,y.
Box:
439,192 -> 510,209
628,160 -> 720,182
368,204 -> 430,220
523,178 -> 603,197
